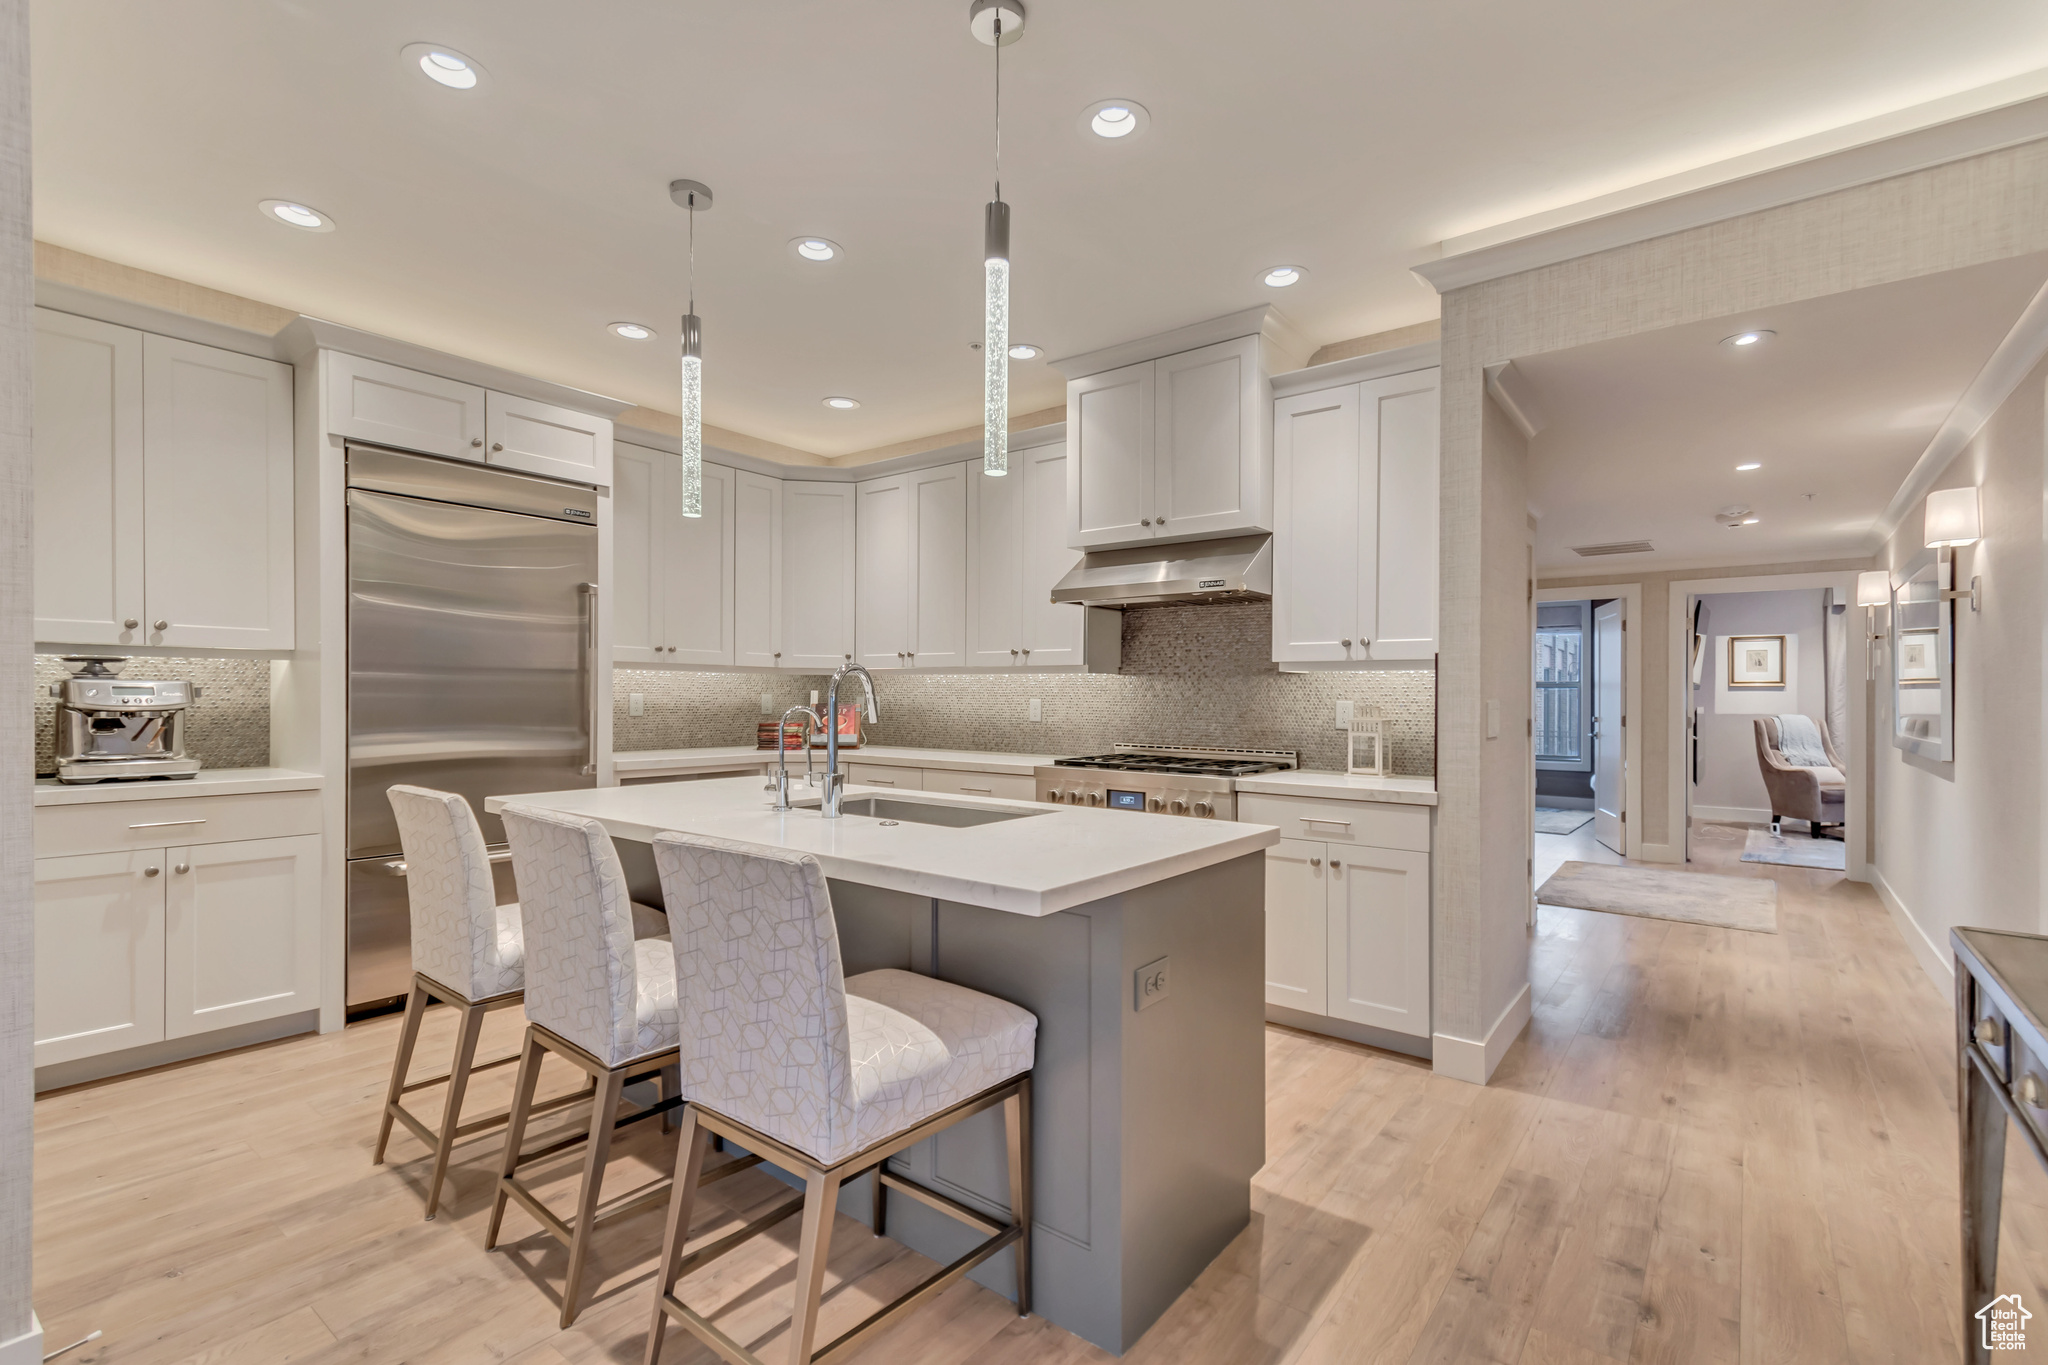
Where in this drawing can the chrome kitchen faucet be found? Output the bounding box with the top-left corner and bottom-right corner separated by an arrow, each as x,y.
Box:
821,662 -> 880,817
768,705 -> 823,811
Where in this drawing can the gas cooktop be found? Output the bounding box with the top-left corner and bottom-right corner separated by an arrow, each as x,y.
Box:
1050,746 -> 1295,778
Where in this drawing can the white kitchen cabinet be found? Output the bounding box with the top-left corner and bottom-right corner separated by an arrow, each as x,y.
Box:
782,481 -> 858,670
968,442 -> 1097,668
1326,843 -> 1431,1036
140,334 -> 296,651
1271,367 -> 1439,664
612,445 -> 737,667
611,443 -> 667,666
857,464 -> 967,670
1264,839 -> 1329,1016
164,834 -> 322,1038
733,470 -> 783,669
1020,443 -> 1089,667
33,849 -> 167,1068
326,352 -> 487,461
33,310 -> 145,647
847,763 -> 921,790
486,390 -> 615,487
920,768 -> 1036,801
1065,333 -> 1270,550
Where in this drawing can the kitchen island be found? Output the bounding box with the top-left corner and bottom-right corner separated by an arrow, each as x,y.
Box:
486,776 -> 1277,1354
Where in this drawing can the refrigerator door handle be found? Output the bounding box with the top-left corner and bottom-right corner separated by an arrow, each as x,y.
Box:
580,581 -> 600,776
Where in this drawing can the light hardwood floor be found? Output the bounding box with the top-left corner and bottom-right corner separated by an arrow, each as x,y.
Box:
32,828 -> 2048,1364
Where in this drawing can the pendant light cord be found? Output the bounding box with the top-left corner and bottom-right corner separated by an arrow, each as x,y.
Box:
687,199 -> 696,316
992,13 -> 1002,201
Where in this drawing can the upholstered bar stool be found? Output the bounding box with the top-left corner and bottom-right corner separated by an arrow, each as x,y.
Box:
643,831 -> 1037,1365
375,785 -> 590,1221
491,803 -> 760,1328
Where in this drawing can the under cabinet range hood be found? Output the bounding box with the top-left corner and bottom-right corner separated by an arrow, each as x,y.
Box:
1050,534 -> 1273,608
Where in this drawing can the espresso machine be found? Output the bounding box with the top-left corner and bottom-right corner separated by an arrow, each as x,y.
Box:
49,656 -> 203,783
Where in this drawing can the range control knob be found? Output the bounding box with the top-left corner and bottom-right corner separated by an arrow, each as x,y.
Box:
1193,801 -> 1213,818
1087,791 -> 1104,806
1169,799 -> 1188,815
1147,797 -> 1164,812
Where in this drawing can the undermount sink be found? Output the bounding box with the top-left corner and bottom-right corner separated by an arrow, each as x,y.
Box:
799,795 -> 1047,827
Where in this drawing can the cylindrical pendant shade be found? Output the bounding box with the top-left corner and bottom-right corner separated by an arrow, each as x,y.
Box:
983,201 -> 1010,477
679,312 -> 703,519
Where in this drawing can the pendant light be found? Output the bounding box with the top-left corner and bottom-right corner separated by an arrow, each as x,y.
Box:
970,0 -> 1024,477
670,178 -> 712,517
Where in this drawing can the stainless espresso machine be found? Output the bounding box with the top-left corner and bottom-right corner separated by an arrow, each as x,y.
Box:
49,656 -> 203,783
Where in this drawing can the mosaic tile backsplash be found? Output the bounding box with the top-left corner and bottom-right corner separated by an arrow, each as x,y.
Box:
34,655 -> 272,776
614,601 -> 1436,776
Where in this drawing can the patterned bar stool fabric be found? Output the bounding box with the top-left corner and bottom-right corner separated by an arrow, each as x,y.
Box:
489,802 -> 750,1328
643,831 -> 1037,1365
375,785 -> 571,1220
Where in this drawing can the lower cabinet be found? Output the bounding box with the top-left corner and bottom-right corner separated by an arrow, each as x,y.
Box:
33,828 -> 322,1070
842,763 -> 1036,801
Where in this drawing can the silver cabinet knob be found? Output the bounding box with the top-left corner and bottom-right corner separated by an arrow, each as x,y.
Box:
1140,518 -> 1152,527
845,654 -> 853,662
666,645 -> 677,653
1309,856 -> 1322,868
2021,1074 -> 2047,1108
773,652 -> 782,659
1011,648 -> 1019,657
1341,639 -> 1352,648
143,866 -> 160,877
1156,516 -> 1166,524
173,863 -> 189,875
124,618 -> 139,629
154,620 -> 169,631
1330,860 -> 1343,872
1977,1017 -> 2002,1045
1021,648 -> 1030,657
491,442 -> 504,452
471,437 -> 484,448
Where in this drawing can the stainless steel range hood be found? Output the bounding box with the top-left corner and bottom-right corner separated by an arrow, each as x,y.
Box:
1050,534 -> 1273,608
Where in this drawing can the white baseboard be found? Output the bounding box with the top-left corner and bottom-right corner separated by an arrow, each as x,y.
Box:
0,1314 -> 43,1365
1433,981 -> 1533,1085
1534,795 -> 1595,810
1869,864 -> 1954,995
1690,804 -> 1773,825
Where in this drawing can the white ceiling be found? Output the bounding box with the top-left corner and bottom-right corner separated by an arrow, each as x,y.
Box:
1518,252 -> 2048,575
30,1 -> 2048,456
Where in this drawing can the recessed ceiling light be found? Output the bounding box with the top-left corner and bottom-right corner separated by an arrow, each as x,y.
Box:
401,43 -> 486,91
1722,329 -> 1775,349
823,396 -> 860,410
1081,98 -> 1150,141
1736,462 -> 1762,471
258,199 -> 335,232
1742,517 -> 1761,525
1008,343 -> 1040,360
608,322 -> 655,341
1262,265 -> 1306,288
790,237 -> 843,262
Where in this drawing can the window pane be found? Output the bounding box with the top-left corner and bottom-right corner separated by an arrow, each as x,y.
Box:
1534,628 -> 1582,684
1535,684 -> 1581,761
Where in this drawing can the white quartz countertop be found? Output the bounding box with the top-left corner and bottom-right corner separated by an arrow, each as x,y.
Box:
614,745 -> 1057,777
33,766 -> 324,806
488,775 -> 1277,917
1233,771 -> 1439,805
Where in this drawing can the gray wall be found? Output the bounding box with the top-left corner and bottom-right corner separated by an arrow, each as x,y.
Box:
2,0 -> 37,1349
1691,588 -> 1829,819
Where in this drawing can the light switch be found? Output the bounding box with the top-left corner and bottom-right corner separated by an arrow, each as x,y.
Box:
629,693 -> 645,718
1485,699 -> 1500,739
1135,956 -> 1170,1011
760,691 -> 774,714
1335,699 -> 1353,729
1029,697 -> 1042,722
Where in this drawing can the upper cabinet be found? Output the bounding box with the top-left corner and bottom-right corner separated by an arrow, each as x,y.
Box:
968,441 -> 1112,669
34,310 -> 295,651
732,471 -> 783,669
1272,366 -> 1440,664
857,464 -> 968,670
612,443 -> 736,666
782,481 -> 858,670
326,352 -> 613,487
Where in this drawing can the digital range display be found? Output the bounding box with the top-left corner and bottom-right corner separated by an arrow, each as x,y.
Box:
1107,789 -> 1146,811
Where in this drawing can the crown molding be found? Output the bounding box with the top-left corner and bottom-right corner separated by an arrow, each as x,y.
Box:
1048,304 -> 1309,380
35,280 -> 290,361
277,316 -> 635,418
616,420 -> 1068,482
1272,341 -> 1441,397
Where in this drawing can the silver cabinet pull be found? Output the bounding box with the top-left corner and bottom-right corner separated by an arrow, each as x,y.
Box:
1156,516 -> 1166,524
1331,860 -> 1343,872
128,818 -> 205,829
1302,817 -> 1352,828
173,863 -> 189,875
154,620 -> 169,631
1011,648 -> 1019,657
1021,648 -> 1030,657
124,618 -> 139,629
1341,639 -> 1352,648
143,866 -> 160,877
1140,518 -> 1151,527
471,437 -> 484,448
492,442 -> 504,452
960,786 -> 992,794
1309,856 -> 1321,868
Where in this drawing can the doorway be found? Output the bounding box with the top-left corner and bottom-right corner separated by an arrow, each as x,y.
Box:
1533,593 -> 1628,884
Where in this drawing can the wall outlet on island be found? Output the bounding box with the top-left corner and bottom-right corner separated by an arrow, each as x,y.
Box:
1135,956 -> 1170,1011
760,692 -> 774,715
1334,699 -> 1353,729
628,693 -> 645,718
1029,697 -> 1042,722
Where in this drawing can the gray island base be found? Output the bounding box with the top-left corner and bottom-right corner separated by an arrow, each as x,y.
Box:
488,778 -> 1273,1354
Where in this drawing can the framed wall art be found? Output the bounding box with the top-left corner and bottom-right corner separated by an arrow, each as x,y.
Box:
1727,634 -> 1786,688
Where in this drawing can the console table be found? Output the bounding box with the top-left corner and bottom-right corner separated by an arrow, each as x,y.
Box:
1954,927 -> 2048,1363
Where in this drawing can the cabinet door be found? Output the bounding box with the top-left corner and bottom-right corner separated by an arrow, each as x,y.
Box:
1272,384 -> 1363,663
668,462 -> 736,665
34,850 -> 167,1067
1067,359 -> 1155,548
1326,844 -> 1430,1038
34,310 -> 146,646
1264,838 -> 1329,1015
966,450 -> 1024,666
485,390 -> 615,486
733,470 -> 783,668
909,463 -> 969,668
1020,442 -> 1086,667
1364,368 -> 1440,660
327,352 -> 486,461
164,834 -> 322,1039
855,474 -> 912,669
141,335 -> 295,650
1155,335 -> 1268,540
610,443 -> 668,665
781,482 -> 857,670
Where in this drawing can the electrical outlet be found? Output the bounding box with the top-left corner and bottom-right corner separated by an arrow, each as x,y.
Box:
810,690 -> 820,706
1029,697 -> 1042,722
628,693 -> 645,718
760,692 -> 774,715
1335,699 -> 1353,729
1135,956 -> 1170,1011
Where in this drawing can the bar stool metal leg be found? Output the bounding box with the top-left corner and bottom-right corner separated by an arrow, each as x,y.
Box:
1005,1075 -> 1033,1316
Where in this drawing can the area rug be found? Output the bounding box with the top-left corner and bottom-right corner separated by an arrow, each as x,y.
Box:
1536,861 -> 1779,934
1740,827 -> 1846,871
1534,807 -> 1593,835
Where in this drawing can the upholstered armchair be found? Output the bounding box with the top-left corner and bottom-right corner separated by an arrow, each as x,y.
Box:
1753,717 -> 1845,836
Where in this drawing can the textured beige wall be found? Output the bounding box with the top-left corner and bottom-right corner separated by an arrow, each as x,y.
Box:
1477,395 -> 1533,1033
1308,319 -> 1440,367
2,0 -> 36,1344
1437,138 -> 2048,1062
1871,359 -> 2047,945
34,240 -> 294,334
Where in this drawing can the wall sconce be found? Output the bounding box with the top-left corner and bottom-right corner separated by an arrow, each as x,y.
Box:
1856,569 -> 1890,679
1924,486 -> 1982,611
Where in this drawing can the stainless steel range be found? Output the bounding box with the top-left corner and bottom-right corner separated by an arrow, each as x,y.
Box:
1034,745 -> 1297,819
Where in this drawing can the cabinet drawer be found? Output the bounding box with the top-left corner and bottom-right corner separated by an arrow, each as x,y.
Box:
921,769 -> 1035,801
847,763 -> 921,790
1235,793 -> 1429,852
37,789 -> 323,859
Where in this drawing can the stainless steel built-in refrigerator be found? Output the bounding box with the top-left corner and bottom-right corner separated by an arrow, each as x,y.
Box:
344,444 -> 601,1007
